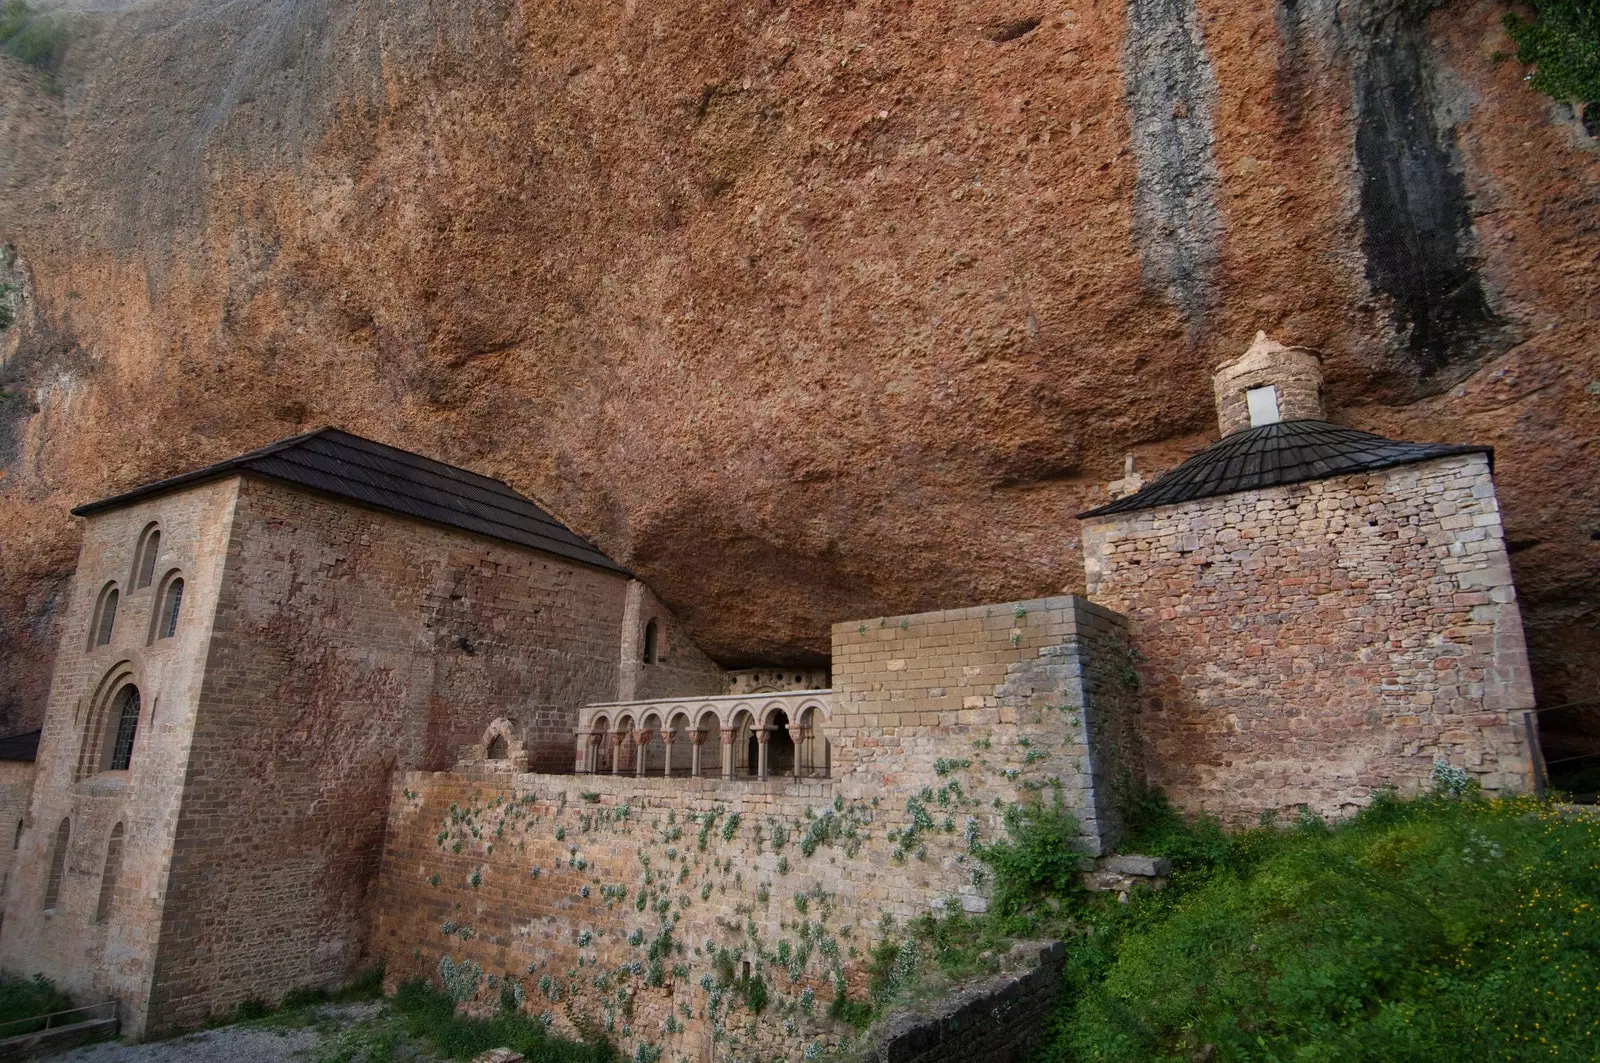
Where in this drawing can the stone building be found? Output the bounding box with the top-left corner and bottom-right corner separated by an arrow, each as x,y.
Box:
0,333 -> 1543,1049
0,429 -> 720,1035
1078,334 -> 1538,820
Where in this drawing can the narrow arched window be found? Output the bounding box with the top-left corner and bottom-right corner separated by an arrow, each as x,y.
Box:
12,819 -> 21,850
43,819 -> 69,912
642,619 -> 659,664
157,579 -> 184,639
95,823 -> 124,924
107,686 -> 140,772
486,735 -> 508,761
135,528 -> 161,589
91,586 -> 119,648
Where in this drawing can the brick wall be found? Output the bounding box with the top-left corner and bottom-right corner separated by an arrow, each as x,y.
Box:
620,580 -> 726,704
368,597 -> 1136,1063
1082,453 -> 1538,822
0,477 -> 243,1034
140,476 -> 638,1031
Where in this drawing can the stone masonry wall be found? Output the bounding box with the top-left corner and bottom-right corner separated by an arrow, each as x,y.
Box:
829,596 -> 1140,855
0,477 -> 243,1035
1081,453 -> 1537,823
856,941 -> 1065,1063
368,597 -> 1136,1063
142,476 -> 637,1032
0,759 -> 38,919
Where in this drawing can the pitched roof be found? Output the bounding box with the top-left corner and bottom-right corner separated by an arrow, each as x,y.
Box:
1078,419 -> 1492,519
72,428 -> 629,574
0,730 -> 40,762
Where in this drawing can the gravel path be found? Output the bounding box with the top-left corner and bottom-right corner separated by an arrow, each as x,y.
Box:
46,1002 -> 398,1063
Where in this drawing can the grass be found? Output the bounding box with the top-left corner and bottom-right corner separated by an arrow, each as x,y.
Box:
845,784 -> 1600,1062
0,974 -> 76,1035
1046,790 -> 1600,1062
384,979 -> 615,1062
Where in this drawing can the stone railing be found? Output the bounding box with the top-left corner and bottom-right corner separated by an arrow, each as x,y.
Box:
574,691 -> 834,780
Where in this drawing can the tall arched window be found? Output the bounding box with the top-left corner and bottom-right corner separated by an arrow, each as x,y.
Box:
157,578 -> 184,640
642,619 -> 660,664
43,819 -> 69,912
107,687 -> 140,772
12,819 -> 21,850
134,525 -> 161,588
90,584 -> 119,648
95,823 -> 124,924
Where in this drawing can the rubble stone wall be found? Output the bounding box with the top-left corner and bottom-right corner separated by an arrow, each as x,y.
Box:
1081,453 -> 1538,822
368,597 -> 1136,1062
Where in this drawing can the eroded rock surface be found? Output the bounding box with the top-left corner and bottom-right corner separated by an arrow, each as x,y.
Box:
1,0 -> 1596,735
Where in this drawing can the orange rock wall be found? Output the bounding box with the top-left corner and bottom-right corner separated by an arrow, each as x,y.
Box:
0,0 -> 1597,750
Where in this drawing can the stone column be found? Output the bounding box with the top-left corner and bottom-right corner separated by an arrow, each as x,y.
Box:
633,729 -> 651,776
574,731 -> 591,774
610,732 -> 625,776
788,726 -> 808,778
720,729 -> 737,780
660,729 -> 675,777
689,730 -> 706,778
756,729 -> 771,780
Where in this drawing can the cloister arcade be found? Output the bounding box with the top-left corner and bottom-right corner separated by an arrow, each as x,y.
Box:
574,692 -> 833,780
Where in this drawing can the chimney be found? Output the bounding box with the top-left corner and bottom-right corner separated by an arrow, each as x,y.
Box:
1212,331 -> 1324,437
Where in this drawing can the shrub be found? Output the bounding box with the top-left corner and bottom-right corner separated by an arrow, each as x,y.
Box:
977,789 -> 1084,918
1504,0 -> 1600,109
1053,794 -> 1600,1061
391,979 -> 616,1062
0,2 -> 67,75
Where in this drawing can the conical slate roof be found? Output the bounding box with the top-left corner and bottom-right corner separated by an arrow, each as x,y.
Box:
73,428 -> 628,574
1078,420 -> 1491,519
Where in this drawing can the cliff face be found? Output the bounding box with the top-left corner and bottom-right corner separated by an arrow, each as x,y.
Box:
1,0 -> 1597,734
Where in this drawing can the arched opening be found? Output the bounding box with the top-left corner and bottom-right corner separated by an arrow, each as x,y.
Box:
615,714 -> 637,775
156,576 -> 184,640
765,709 -> 795,777
589,716 -> 611,773
639,713 -> 663,773
134,525 -> 161,589
728,708 -> 757,778
666,713 -> 691,776
106,686 -> 141,772
798,704 -> 831,778
486,734 -> 508,761
89,584 -> 120,649
43,819 -> 69,912
95,823 -> 124,924
642,619 -> 660,664
695,710 -> 722,778
12,819 -> 21,850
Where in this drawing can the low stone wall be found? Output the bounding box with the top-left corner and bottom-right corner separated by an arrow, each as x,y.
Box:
858,942 -> 1065,1063
368,596 -> 1137,1063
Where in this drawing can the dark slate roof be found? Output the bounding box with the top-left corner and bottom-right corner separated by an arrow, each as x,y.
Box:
72,428 -> 629,574
0,730 -> 40,762
1079,420 -> 1492,519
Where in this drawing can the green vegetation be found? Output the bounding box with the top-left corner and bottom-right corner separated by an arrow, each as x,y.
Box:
1505,0 -> 1600,109
0,974 -> 75,1035
0,1 -> 67,77
850,784 -> 1600,1062
384,979 -> 615,1062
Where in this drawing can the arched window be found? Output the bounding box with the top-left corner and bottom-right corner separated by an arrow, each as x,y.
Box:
43,819 -> 69,912
642,619 -> 660,664
157,578 -> 184,640
12,819 -> 21,850
107,687 -> 140,772
89,584 -> 119,648
486,735 -> 508,760
133,525 -> 161,588
95,824 -> 124,924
